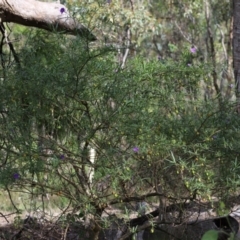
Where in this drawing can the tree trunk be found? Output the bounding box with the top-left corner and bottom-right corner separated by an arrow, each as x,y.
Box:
233,0 -> 240,112
0,0 -> 96,40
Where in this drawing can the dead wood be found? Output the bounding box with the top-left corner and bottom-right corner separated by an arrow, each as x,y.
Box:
0,0 -> 96,40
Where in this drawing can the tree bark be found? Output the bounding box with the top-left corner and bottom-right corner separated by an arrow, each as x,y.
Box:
0,0 -> 96,40
233,0 -> 240,112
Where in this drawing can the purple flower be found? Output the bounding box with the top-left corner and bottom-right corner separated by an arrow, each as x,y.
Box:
13,173 -> 20,180
190,46 -> 197,54
229,83 -> 234,89
133,147 -> 139,153
59,154 -> 65,160
60,8 -> 65,14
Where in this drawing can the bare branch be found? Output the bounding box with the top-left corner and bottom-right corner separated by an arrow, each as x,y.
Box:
0,0 -> 96,40
0,22 -> 20,65
121,26 -> 131,69
174,21 -> 191,43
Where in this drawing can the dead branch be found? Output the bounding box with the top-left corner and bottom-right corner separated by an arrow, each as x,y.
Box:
0,0 -> 96,40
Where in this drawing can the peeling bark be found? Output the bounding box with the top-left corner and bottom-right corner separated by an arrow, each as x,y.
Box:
0,0 -> 96,40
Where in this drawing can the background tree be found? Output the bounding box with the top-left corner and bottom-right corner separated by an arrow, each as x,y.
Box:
233,0 -> 240,113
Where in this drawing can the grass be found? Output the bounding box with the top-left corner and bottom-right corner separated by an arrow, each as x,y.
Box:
0,190 -> 70,225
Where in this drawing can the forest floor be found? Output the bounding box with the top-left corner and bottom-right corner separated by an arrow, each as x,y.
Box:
1,196 -> 240,240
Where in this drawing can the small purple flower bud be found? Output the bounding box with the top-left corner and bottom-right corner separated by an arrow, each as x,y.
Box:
229,84 -> 234,89
133,147 -> 139,153
60,8 -> 65,14
190,46 -> 197,54
59,154 -> 65,160
13,173 -> 20,180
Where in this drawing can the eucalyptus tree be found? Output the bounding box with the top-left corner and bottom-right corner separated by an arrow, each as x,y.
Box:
233,0 -> 240,113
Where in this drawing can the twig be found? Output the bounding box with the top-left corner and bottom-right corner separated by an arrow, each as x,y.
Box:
62,223 -> 69,240
0,212 -> 9,223
121,26 -> 131,69
174,21 -> 191,43
0,22 -> 20,66
5,186 -> 19,212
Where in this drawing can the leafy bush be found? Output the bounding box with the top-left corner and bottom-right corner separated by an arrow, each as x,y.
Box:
0,29 -> 240,237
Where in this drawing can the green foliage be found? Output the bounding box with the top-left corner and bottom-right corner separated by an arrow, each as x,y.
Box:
216,201 -> 229,216
201,230 -> 235,240
201,230 -> 218,240
1,28 -> 240,212
0,1 -> 238,237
